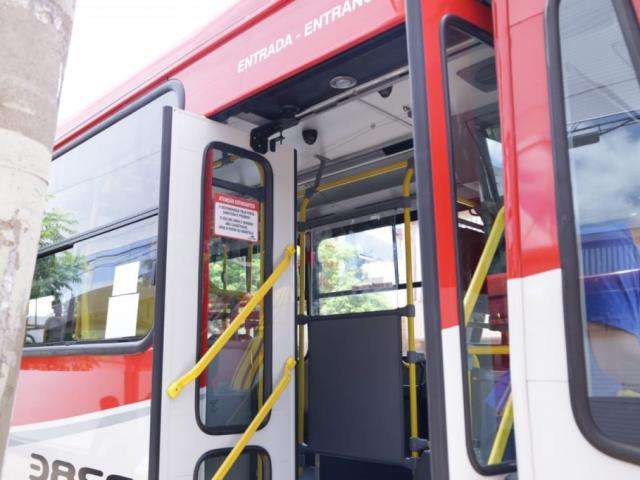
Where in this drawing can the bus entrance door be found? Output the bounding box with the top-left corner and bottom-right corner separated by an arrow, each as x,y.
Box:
150,108 -> 296,480
406,0 -> 514,478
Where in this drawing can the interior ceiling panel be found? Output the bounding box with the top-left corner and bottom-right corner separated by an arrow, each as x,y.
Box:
219,20 -> 503,227
287,79 -> 413,171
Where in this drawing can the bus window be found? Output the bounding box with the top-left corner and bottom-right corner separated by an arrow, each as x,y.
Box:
443,21 -> 513,470
311,214 -> 425,352
198,146 -> 272,433
26,217 -> 157,345
24,87 -> 179,349
555,0 -> 640,453
314,221 -> 398,315
48,91 -> 178,239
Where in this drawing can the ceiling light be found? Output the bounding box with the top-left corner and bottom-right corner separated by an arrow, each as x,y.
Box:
329,75 -> 357,90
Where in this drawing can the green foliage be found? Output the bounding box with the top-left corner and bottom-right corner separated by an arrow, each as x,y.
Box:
206,237 -> 393,316
30,210 -> 85,301
209,244 -> 261,296
38,210 -> 77,247
317,238 -> 392,315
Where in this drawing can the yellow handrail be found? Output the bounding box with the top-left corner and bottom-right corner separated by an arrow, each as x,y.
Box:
487,394 -> 513,465
460,205 -> 512,465
296,160 -> 408,198
296,159 -> 474,208
463,206 -> 505,325
213,357 -> 297,480
467,345 -> 509,356
402,167 -> 419,458
167,244 -> 295,399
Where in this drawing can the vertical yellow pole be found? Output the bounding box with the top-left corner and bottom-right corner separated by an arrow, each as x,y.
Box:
297,197 -> 310,452
403,168 -> 419,458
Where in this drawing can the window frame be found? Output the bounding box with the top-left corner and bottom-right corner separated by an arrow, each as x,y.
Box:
546,0 -> 640,465
195,142 -> 274,436
192,446 -> 271,480
23,80 -> 185,357
440,15 -> 515,475
310,210 -> 422,313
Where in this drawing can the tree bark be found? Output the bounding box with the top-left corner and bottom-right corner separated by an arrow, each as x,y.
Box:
0,0 -> 74,474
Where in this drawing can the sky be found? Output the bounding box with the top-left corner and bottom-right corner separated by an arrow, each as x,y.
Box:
58,0 -> 241,124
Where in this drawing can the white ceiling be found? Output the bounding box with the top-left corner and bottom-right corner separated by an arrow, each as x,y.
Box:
227,76 -> 413,174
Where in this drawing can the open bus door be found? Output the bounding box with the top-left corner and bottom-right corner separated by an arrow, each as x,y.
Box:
406,1 -> 515,478
149,108 -> 296,479
495,0 -> 640,478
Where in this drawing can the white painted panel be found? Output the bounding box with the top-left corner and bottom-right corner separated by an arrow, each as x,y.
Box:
511,269 -> 640,478
158,109 -> 295,480
4,401 -> 151,479
506,276 -> 534,479
521,270 -> 567,383
442,327 -> 509,480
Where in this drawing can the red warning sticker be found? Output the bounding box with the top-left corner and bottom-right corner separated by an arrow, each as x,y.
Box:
213,192 -> 259,242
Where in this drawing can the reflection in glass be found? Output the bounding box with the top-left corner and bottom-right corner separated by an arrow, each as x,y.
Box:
200,149 -> 268,431
560,0 -> 640,447
317,225 -> 396,293
25,217 -> 157,345
444,24 -> 514,467
47,91 -> 178,241
311,217 -> 425,352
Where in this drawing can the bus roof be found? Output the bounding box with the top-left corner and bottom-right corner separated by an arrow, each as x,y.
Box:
54,0 -> 406,151
55,0 -> 285,148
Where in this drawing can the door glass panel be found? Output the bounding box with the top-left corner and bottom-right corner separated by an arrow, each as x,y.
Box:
443,22 -> 514,469
559,0 -> 640,448
199,146 -> 272,433
195,449 -> 271,480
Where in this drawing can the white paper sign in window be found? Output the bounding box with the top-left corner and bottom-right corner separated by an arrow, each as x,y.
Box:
105,261 -> 141,339
112,261 -> 140,296
213,192 -> 259,242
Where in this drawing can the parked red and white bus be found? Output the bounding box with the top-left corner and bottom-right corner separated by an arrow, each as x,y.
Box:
5,0 -> 640,478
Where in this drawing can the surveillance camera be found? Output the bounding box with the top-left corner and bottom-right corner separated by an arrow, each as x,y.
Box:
302,129 -> 318,145
378,86 -> 393,98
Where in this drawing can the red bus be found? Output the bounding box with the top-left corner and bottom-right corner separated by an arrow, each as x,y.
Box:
6,0 -> 640,478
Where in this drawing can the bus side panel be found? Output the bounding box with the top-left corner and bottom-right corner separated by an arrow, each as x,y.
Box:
3,351 -> 152,480
500,0 -> 640,477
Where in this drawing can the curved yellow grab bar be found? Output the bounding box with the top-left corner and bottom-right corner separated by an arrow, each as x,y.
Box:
463,206 -> 505,325
167,244 -> 295,399
213,357 -> 297,480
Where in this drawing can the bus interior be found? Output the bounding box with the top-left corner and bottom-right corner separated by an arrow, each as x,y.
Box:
200,23 -> 509,480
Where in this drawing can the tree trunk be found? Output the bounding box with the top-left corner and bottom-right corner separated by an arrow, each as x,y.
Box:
0,0 -> 74,473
